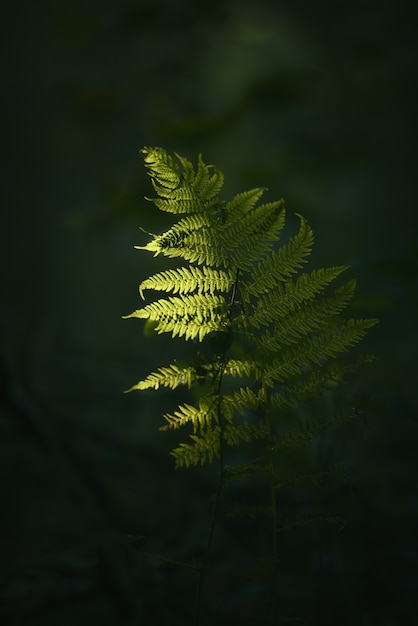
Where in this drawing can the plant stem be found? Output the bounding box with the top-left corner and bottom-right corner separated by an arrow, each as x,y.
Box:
194,268 -> 240,625
194,450 -> 224,625
194,371 -> 226,625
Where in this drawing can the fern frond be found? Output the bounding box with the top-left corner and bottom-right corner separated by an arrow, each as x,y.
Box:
223,202 -> 286,270
224,461 -> 269,486
257,279 -> 357,350
126,362 -> 200,392
125,146 -> 379,608
212,420 -> 270,451
251,265 -> 350,328
270,366 -> 341,410
165,212 -> 211,235
221,358 -> 263,380
127,146 -> 377,497
223,421 -> 267,446
141,147 -> 224,212
327,353 -> 376,382
192,154 -> 225,200
244,214 -> 314,298
171,428 -> 221,467
223,188 -> 266,225
221,386 -> 266,421
141,147 -> 181,194
139,266 -> 235,299
264,318 -> 378,385
136,223 -> 229,266
123,293 -> 228,341
161,396 -> 218,433
174,152 -> 196,185
169,416 -> 267,466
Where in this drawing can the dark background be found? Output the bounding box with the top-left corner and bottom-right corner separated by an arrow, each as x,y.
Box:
1,1 -> 417,624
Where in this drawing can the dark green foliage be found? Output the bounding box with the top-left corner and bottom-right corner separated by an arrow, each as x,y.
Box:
125,147 -> 378,469
125,147 -> 378,624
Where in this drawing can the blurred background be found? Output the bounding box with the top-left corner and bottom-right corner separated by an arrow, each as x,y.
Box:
1,0 -> 417,624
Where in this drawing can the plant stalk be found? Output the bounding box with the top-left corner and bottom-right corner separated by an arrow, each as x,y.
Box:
194,269 -> 240,625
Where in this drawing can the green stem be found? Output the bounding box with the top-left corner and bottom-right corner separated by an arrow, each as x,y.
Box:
194,449 -> 224,625
194,371 -> 226,626
194,268 -> 240,625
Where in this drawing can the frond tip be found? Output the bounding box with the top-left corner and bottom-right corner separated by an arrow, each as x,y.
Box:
140,147 -> 224,212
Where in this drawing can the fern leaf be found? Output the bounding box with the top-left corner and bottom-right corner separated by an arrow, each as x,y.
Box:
157,213 -> 211,238
127,146 -> 377,490
126,362 -> 200,392
224,461 -> 269,486
244,214 -> 314,298
123,293 -> 229,341
213,201 -> 285,269
257,279 -> 357,350
141,148 -> 224,212
270,365 -> 342,410
192,154 -> 225,200
264,318 -> 378,385
136,223 -> 229,266
141,147 -> 181,194
139,266 -> 235,299
223,188 -> 266,224
171,428 -> 221,467
161,396 -> 218,433
223,422 -> 259,446
221,358 -> 263,380
251,265 -> 350,328
221,386 -> 265,421
174,152 -> 196,185
222,202 -> 286,270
